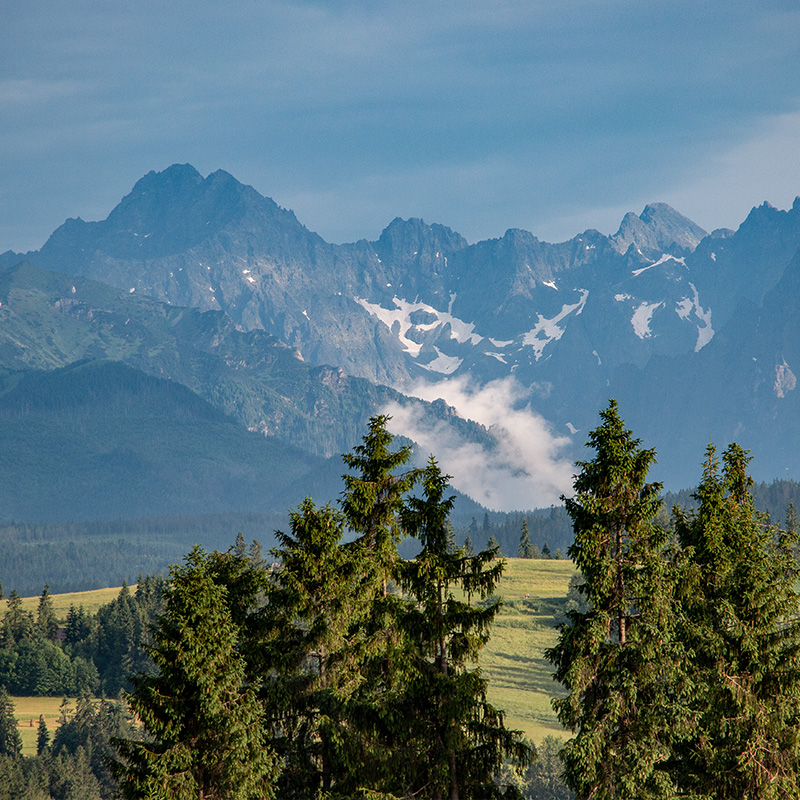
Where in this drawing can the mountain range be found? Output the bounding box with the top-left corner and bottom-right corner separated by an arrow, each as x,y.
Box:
3,164 -> 800,519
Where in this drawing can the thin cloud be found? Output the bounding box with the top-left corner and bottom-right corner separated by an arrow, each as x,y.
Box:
384,376 -> 575,511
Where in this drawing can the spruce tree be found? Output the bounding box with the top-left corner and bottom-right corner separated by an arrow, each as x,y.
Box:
340,414 -> 419,589
547,400 -> 684,800
673,444 -> 800,799
338,415 -> 422,790
786,501 -> 798,535
4,590 -> 33,644
265,499 -> 370,799
36,714 -> 50,755
0,688 -> 21,757
112,546 -> 280,799
518,519 -> 534,558
397,458 -> 530,799
36,582 -> 58,641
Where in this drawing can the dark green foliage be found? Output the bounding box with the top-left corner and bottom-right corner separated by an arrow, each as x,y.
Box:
524,736 -> 573,800
0,688 -> 21,757
338,415 -> 423,792
519,520 -> 534,559
36,584 -> 58,642
52,696 -> 138,798
786,500 -> 798,534
548,400 -> 683,800
112,547 -> 279,800
36,714 -> 49,756
499,736 -> 574,800
0,359 -> 339,523
487,535 -> 502,556
0,583 -> 98,695
0,512 -> 287,596
0,639 -> 97,696
673,445 -> 800,799
454,507 -> 574,561
3,589 -> 34,645
64,605 -> 92,646
340,413 -> 418,564
265,499 -> 369,798
90,580 -> 165,696
397,458 -> 530,798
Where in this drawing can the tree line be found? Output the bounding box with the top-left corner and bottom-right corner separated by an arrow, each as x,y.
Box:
549,400 -> 800,800
0,575 -> 166,698
108,416 -> 531,799
4,403 -> 800,798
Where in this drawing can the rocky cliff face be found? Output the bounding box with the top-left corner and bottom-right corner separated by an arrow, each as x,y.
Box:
26,164 -> 800,487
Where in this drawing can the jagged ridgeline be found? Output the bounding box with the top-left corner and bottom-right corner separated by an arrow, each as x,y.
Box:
2,164 -> 800,592
4,163 -> 800,487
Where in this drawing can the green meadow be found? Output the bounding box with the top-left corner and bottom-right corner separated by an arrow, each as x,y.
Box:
20,585 -> 132,624
481,558 -> 575,742
16,558 -> 574,752
11,696 -> 74,756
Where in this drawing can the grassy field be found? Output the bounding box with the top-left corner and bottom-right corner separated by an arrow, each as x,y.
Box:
12,696 -> 74,756
16,558 -> 574,748
481,558 -> 575,742
20,585 -> 130,624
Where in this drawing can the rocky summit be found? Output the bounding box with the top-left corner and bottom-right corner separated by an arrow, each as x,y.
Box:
9,164 -> 800,490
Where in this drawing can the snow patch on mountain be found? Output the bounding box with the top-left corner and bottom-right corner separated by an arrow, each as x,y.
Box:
632,253 -> 686,278
631,301 -> 664,338
674,286 -> 714,351
356,296 -> 483,357
688,283 -> 714,351
675,298 -> 693,319
521,290 -> 589,360
419,347 -> 462,375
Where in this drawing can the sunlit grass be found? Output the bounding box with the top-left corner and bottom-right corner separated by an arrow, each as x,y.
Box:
12,696 -> 74,756
21,585 -> 130,624
479,558 -> 575,742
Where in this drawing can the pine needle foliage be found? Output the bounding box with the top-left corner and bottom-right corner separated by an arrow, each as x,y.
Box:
397,458 -> 530,799
0,688 -> 21,757
673,444 -> 800,800
265,499 -> 373,799
548,400 -> 685,800
519,520 -> 534,559
340,414 -> 419,576
112,546 -> 279,800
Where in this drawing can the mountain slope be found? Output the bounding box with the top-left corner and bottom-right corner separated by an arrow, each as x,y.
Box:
0,260 -> 487,460
0,360 -> 342,521
20,164 -> 800,489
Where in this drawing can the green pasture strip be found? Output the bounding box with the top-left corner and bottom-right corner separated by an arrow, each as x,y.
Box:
13,696 -> 74,757
21,585 -> 132,623
480,558 -> 575,743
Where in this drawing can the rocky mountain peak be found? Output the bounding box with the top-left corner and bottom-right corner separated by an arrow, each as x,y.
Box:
612,202 -> 707,255
374,217 -> 467,265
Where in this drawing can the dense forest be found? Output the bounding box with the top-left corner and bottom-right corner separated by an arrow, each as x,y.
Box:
5,476 -> 800,597
3,406 -> 800,798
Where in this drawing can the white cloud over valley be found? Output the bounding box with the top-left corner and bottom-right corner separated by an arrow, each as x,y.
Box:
384,376 -> 575,512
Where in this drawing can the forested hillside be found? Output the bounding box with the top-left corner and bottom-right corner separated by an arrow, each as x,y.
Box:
3,409 -> 800,799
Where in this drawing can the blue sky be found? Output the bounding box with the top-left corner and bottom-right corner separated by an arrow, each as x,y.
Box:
2,0 -> 800,252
